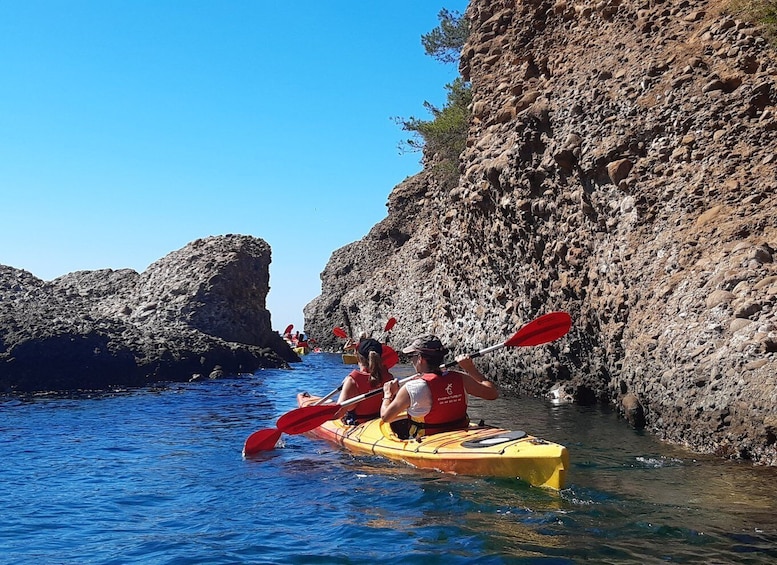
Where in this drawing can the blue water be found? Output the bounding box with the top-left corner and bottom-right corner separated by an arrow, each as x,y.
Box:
2,353 -> 777,564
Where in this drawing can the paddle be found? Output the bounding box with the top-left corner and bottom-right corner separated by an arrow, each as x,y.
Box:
336,319 -> 395,339
283,324 -> 293,336
243,427 -> 283,454
319,326 -> 353,403
333,326 -> 348,339
243,312 -> 572,454
281,311 -> 571,431
314,386 -> 342,406
384,317 -> 397,332
382,316 -> 397,344
333,326 -> 358,352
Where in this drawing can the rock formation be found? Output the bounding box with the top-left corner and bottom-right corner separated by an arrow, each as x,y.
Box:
0,235 -> 296,393
305,0 -> 777,466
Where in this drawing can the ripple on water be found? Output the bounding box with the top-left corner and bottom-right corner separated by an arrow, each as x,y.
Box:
2,356 -> 777,564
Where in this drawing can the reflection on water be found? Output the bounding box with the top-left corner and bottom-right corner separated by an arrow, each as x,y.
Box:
297,356 -> 777,562
460,390 -> 777,562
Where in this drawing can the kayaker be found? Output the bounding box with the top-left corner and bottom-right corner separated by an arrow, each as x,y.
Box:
336,338 -> 394,425
380,335 -> 499,439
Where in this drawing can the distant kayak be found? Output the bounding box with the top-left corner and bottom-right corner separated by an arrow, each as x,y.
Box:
294,346 -> 309,356
341,353 -> 357,364
297,393 -> 569,490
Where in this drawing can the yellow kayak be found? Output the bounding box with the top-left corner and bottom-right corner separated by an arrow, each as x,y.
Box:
297,394 -> 569,490
294,346 -> 310,356
341,353 -> 358,364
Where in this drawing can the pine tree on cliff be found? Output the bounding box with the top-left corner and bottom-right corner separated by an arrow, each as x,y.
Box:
394,8 -> 471,189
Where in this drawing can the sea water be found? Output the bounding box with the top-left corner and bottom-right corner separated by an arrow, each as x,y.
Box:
2,353 -> 776,564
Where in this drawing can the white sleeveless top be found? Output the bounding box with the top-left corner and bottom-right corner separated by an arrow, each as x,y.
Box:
404,379 -> 432,418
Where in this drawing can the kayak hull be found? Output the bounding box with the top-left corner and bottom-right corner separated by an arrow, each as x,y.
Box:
297,394 -> 568,490
341,353 -> 358,364
294,346 -> 310,356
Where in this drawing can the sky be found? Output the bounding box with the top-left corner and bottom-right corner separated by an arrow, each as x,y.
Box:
0,0 -> 467,335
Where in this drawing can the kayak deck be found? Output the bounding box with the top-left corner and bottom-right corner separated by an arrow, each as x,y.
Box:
297,394 -> 569,490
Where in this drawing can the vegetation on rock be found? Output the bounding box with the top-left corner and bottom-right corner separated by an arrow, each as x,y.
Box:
729,0 -> 777,43
306,0 -> 777,467
394,9 -> 471,188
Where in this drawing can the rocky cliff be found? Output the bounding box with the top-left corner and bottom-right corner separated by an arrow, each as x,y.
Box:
304,0 -> 777,465
0,235 -> 296,393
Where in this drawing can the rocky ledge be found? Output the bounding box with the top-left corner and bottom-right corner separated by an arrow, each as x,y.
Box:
0,235 -> 297,394
305,0 -> 777,466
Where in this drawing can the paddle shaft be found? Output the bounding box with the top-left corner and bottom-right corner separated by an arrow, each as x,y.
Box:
314,385 -> 342,406
470,342 -> 505,358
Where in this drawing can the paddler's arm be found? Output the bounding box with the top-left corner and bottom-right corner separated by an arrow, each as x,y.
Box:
380,378 -> 410,422
335,376 -> 358,419
456,354 -> 499,400
337,376 -> 358,405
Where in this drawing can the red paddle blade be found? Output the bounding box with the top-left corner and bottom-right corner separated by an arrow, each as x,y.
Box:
276,404 -> 340,435
243,427 -> 282,456
505,312 -> 572,347
384,317 -> 397,332
283,324 -> 293,335
381,344 -> 399,368
333,327 -> 348,339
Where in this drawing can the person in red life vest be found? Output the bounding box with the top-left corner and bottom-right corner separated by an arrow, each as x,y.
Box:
380,335 -> 499,439
336,338 -> 394,425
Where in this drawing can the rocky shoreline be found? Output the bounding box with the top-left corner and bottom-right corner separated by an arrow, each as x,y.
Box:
0,235 -> 296,394
304,0 -> 777,466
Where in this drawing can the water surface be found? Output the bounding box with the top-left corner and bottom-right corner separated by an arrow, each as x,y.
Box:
2,353 -> 776,563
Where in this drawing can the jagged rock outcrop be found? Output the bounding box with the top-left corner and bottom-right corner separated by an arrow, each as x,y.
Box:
0,235 -> 296,393
305,0 -> 777,466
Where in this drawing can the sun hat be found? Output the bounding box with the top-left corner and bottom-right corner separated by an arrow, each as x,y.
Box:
401,334 -> 448,355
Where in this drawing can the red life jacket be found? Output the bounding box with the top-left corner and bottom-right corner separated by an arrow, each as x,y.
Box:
345,369 -> 389,422
409,371 -> 469,437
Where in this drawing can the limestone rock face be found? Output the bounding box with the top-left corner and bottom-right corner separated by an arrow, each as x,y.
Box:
0,235 -> 295,393
305,1 -> 777,466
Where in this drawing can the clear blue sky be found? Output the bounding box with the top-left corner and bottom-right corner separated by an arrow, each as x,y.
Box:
0,1 -> 467,335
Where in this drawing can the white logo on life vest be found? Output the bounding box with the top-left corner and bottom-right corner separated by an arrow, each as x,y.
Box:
438,382 -> 463,406
438,392 -> 463,405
